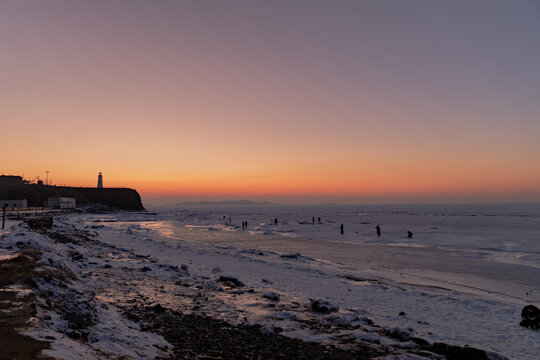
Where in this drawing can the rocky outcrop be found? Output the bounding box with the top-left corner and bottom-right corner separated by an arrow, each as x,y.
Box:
71,188 -> 144,210
0,185 -> 144,210
26,216 -> 54,230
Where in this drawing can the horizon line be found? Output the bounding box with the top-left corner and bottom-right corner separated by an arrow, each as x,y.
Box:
144,199 -> 540,207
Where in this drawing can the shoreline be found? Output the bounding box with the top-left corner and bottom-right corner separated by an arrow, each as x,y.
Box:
0,213 -> 515,359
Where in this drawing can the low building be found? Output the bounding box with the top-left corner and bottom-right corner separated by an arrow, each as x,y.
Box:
0,175 -> 23,188
47,197 -> 76,209
0,199 -> 27,208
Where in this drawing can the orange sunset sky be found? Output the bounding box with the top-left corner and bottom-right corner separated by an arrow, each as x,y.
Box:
1,1 -> 539,205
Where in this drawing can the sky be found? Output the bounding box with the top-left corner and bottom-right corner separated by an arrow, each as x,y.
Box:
1,0 -> 539,205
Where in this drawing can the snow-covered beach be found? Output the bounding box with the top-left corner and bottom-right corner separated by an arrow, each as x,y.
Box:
1,203 -> 539,359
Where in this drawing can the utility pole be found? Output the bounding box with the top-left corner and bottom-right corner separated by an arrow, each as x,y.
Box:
45,171 -> 50,186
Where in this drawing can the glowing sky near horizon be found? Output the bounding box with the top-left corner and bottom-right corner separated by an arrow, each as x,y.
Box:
1,0 -> 539,205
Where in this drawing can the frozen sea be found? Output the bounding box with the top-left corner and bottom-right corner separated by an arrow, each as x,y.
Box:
83,204 -> 540,359
65,203 -> 540,359
145,203 -> 540,301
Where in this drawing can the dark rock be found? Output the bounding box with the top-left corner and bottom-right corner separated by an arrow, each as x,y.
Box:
26,215 -> 53,230
103,264 -> 112,269
325,313 -> 358,327
280,253 -> 301,259
520,304 -> 540,330
218,276 -> 244,287
263,292 -> 280,301
24,277 -> 39,289
311,299 -> 339,313
141,266 -> 152,272
121,305 -> 385,359
357,333 -> 380,344
47,232 -> 73,244
71,252 -> 84,262
66,330 -> 81,340
153,304 -> 166,313
411,337 -> 430,347
260,324 -> 275,334
126,313 -> 140,323
432,342 -> 489,360
65,312 -> 94,330
359,316 -> 374,325
153,344 -> 168,351
178,267 -> 190,277
385,327 -> 413,341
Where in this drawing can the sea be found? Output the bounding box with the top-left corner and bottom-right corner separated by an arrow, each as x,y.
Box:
95,202 -> 540,359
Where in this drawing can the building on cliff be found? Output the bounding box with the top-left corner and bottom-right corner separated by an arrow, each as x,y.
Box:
47,197 -> 76,209
0,173 -> 143,210
0,175 -> 23,188
0,199 -> 27,208
97,172 -> 103,188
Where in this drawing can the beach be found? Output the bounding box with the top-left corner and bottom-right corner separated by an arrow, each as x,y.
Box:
1,205 -> 539,359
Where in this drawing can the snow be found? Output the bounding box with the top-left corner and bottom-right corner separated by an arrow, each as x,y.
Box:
90,203 -> 538,359
2,203 -> 539,359
0,223 -> 170,359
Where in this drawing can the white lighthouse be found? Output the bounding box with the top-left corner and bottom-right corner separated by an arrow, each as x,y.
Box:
97,172 -> 103,188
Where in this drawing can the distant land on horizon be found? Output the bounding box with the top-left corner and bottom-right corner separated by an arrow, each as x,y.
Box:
152,200 -> 540,209
163,200 -> 280,207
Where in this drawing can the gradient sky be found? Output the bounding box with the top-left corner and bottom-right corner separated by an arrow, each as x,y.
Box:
1,0 -> 539,205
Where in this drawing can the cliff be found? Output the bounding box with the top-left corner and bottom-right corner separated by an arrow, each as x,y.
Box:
0,185 -> 144,211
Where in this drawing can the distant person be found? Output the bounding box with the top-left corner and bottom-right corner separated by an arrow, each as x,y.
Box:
229,217 -> 231,224
312,216 -> 315,223
274,218 -> 278,225
340,224 -> 344,235
245,221 -> 248,229
407,231 -> 413,238
318,217 -> 321,223
242,221 -> 245,230
376,225 -> 381,237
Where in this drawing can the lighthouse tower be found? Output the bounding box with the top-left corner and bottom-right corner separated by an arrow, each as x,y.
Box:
97,172 -> 103,188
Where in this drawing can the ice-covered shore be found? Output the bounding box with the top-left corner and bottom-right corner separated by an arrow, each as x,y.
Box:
0,219 -> 169,359
1,207 -> 537,359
